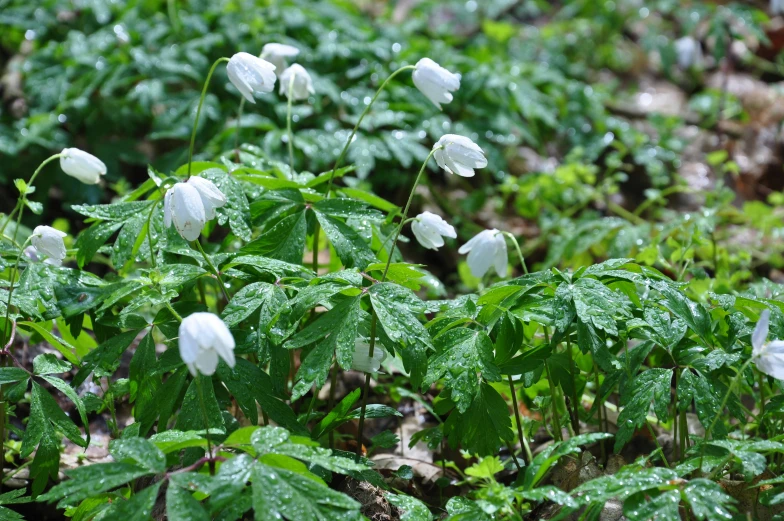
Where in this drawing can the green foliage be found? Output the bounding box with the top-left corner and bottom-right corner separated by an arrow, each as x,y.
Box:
0,0 -> 782,518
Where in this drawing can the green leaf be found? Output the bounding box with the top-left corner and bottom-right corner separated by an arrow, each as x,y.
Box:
75,221 -> 124,268
74,329 -> 142,387
22,382 -> 86,459
39,375 -> 90,447
222,281 -> 278,327
138,366 -> 188,435
18,321 -> 80,364
315,211 -> 376,270
199,168 -> 252,241
370,283 -> 431,389
286,296 -> 361,399
682,479 -> 735,520
72,201 -> 155,221
240,211 -> 306,264
251,426 -> 368,474
678,369 -> 728,440
251,462 -> 362,521
38,462 -> 152,505
100,482 -> 161,521
313,198 -> 383,219
109,437 -> 166,473
32,354 -> 70,375
217,359 -> 307,435
175,375 -> 225,434
0,367 -> 29,385
465,456 -> 504,479
444,382 -> 513,456
653,281 -> 712,343
312,389 -> 360,440
166,483 -> 210,521
385,493 -> 432,521
615,368 -> 672,451
0,489 -> 29,521
424,328 -> 500,413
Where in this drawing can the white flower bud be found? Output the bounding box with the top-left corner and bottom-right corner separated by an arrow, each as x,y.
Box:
179,312 -> 236,376
261,43 -> 300,75
30,226 -> 67,263
458,229 -> 507,279
752,309 -> 784,380
351,340 -> 386,374
412,58 -> 460,109
60,148 -> 106,185
164,176 -> 227,241
227,52 -> 277,104
433,134 -> 487,177
279,64 -> 315,101
411,211 -> 456,250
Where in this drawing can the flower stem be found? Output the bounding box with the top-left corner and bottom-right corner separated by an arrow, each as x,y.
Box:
164,301 -> 184,323
566,338 -> 580,434
508,375 -> 532,465
194,376 -> 215,475
193,240 -> 231,305
286,74 -> 296,171
501,231 -> 528,275
145,199 -> 161,269
381,147 -> 439,279
187,57 -> 230,177
0,153 -> 63,243
323,64 -> 416,197
312,64 -> 416,273
355,148 -> 438,458
698,359 -> 753,471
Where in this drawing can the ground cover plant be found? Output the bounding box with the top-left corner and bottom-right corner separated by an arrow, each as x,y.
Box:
2,0 -> 784,519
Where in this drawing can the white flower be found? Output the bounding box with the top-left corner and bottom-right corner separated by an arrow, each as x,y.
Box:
458,229 -> 507,278
24,245 -> 62,266
261,43 -> 300,74
411,211 -> 456,250
433,134 -> 487,177
773,0 -> 784,15
164,176 -> 227,241
60,148 -> 106,185
674,37 -> 702,69
30,226 -> 67,263
351,340 -> 386,373
752,309 -> 784,380
412,58 -> 460,109
179,312 -> 236,376
227,52 -> 277,103
279,64 -> 315,101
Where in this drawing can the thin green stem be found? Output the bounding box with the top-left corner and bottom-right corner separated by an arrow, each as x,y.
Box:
1,154 -> 63,243
355,317 -> 377,459
323,65 -> 416,197
501,231 -> 528,274
544,361 -> 562,442
593,365 -> 606,463
355,149 -> 439,458
187,57 -> 230,177
646,421 -> 670,469
164,301 -> 184,323
566,338 -> 580,434
508,375 -> 532,465
758,372 -> 766,437
699,359 -> 754,470
145,199 -> 161,269
195,376 -> 215,475
328,359 -> 338,450
304,387 -> 318,427
381,147 -> 439,279
286,74 -> 296,171
193,240 -> 231,304
313,64 -> 416,275
167,0 -> 180,33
